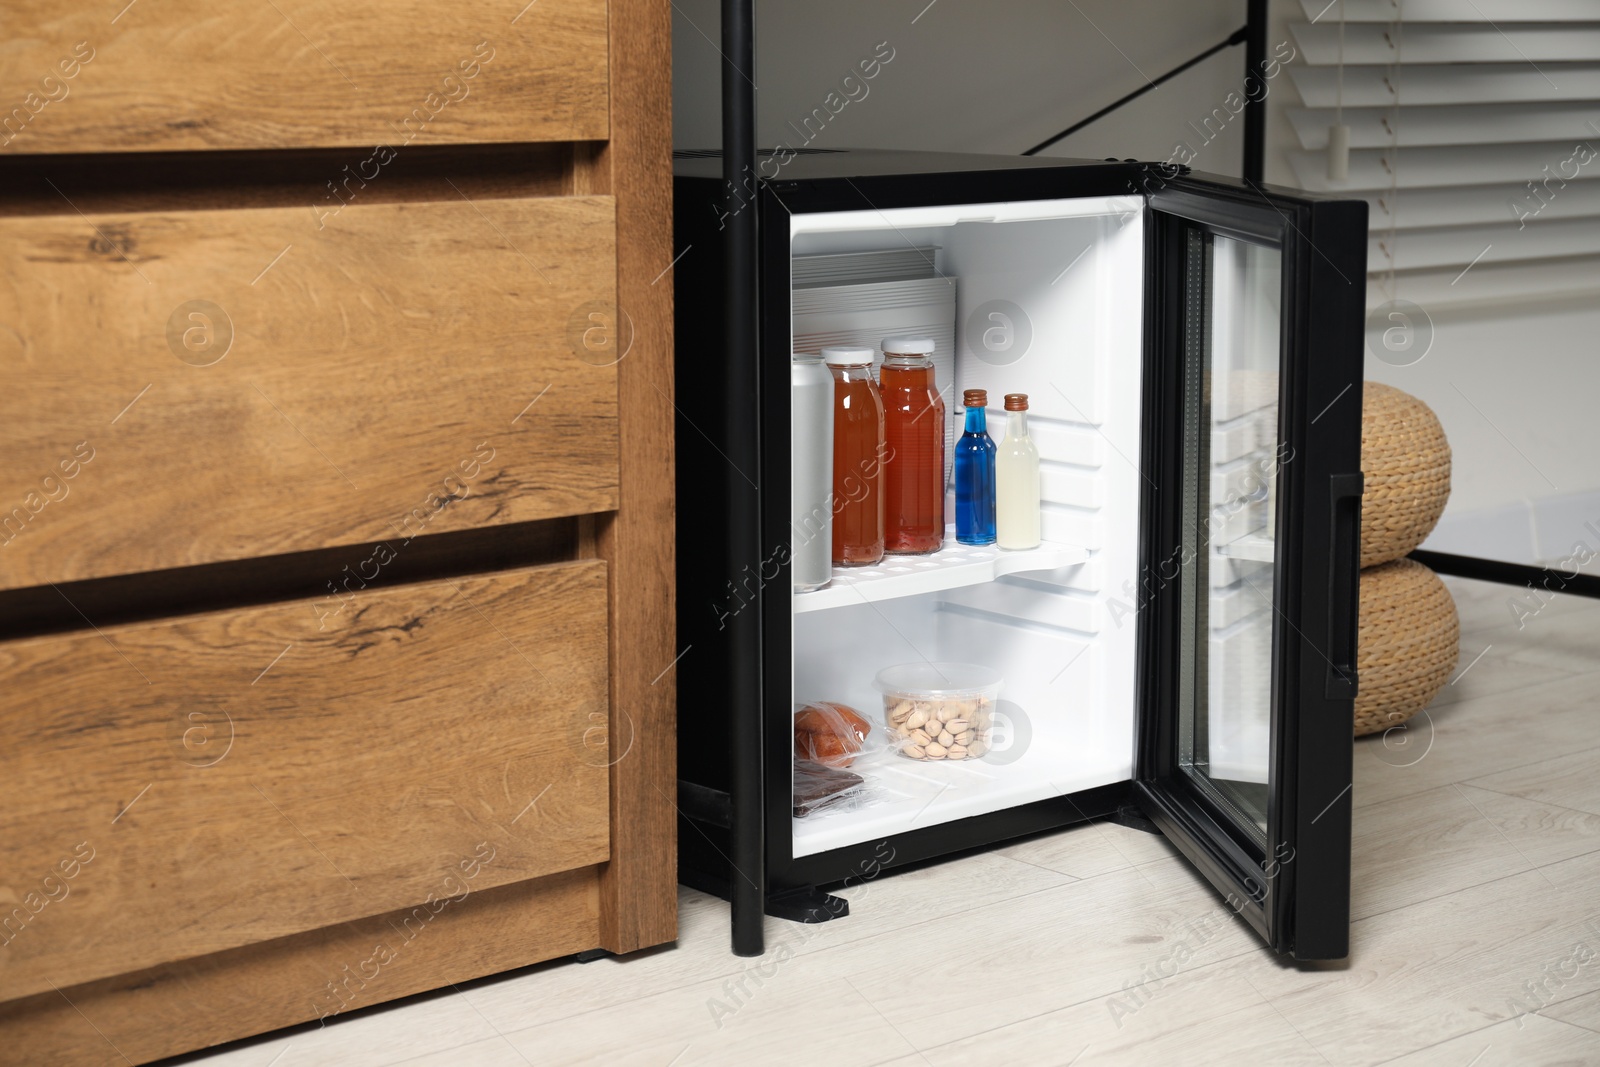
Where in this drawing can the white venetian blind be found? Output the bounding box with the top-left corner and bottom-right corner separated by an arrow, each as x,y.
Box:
1283,0 -> 1600,309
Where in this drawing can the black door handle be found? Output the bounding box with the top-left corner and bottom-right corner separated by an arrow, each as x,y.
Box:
1325,472 -> 1363,700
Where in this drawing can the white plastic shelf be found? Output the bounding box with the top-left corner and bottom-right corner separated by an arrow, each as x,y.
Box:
792,740 -> 1130,857
794,528 -> 1088,614
1215,531 -> 1275,562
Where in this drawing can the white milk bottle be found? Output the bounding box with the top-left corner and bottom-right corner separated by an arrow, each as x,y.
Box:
996,392 -> 1041,550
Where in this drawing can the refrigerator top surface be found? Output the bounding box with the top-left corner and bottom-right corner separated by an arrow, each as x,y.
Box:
673,147 -> 1147,186
673,149 -> 1356,217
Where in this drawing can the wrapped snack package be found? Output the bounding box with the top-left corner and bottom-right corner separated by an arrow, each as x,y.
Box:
793,760 -> 866,818
793,701 -> 871,768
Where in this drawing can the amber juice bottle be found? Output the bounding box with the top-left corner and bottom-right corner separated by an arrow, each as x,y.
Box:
824,347 -> 885,566
879,336 -> 946,555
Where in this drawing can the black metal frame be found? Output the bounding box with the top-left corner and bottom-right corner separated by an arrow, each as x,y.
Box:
1022,28 -> 1250,159
1413,551 -> 1600,602
1023,0 -> 1268,184
1243,0 -> 1269,184
718,0 -> 765,957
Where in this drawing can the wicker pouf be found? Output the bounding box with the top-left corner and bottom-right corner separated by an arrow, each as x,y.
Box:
1361,382 -> 1452,568
1354,558 -> 1459,736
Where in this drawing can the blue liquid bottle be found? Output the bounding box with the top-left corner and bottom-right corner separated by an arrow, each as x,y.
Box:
954,388 -> 997,546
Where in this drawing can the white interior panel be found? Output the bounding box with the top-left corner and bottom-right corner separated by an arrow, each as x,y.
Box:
788,198 -> 1146,857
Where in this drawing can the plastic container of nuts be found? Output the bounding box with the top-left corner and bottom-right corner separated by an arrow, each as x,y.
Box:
875,662 -> 1001,762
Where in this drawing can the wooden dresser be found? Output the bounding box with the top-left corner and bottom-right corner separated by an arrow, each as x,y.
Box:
0,2 -> 675,1062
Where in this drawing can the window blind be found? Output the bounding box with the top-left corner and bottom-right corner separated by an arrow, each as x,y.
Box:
1282,0 -> 1600,309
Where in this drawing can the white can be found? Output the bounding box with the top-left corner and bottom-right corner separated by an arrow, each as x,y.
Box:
791,354 -> 834,591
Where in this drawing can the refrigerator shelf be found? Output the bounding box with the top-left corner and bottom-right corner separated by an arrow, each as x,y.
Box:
1214,531 -> 1275,562
792,741 -> 1130,857
794,529 -> 1089,614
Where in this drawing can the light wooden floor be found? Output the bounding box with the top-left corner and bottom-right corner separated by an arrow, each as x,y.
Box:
182,576 -> 1600,1067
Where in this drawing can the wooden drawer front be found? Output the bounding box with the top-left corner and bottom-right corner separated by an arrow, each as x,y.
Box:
0,0 -> 607,154
0,195 -> 618,591
0,560 -> 610,1002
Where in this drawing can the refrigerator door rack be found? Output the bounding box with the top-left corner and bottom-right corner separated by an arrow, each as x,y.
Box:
793,529 -> 1089,613
1214,531 -> 1275,562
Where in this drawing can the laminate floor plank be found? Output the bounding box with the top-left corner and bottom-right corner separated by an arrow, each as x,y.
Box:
1467,748 -> 1600,818
456,850 -> 1072,1039
1350,784 -> 1535,921
995,815 -> 1183,878
386,1034 -> 539,1067
1374,1012 -> 1600,1066
1544,989 -> 1600,1035
807,857 -> 1261,1052
916,954 -> 1328,1067
1352,671 -> 1600,811
1261,851 -> 1600,1066
496,950 -> 922,1067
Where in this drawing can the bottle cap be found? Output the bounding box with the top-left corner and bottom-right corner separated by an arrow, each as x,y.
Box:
822,346 -> 876,367
1004,393 -> 1029,411
880,335 -> 935,356
963,388 -> 987,408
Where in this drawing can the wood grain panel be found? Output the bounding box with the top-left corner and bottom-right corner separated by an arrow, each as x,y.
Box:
0,561 -> 609,1003
0,0 -> 607,154
593,0 -> 679,954
0,195 -> 618,590
0,867 -> 601,1067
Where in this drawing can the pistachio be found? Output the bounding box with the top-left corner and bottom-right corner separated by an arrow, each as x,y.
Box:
884,692 -> 999,760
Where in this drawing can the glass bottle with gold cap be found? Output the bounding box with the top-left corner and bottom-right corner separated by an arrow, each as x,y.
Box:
996,392 -> 1041,550
954,387 -> 997,546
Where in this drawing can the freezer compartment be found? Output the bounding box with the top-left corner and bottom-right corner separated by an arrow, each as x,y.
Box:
787,196 -> 1146,858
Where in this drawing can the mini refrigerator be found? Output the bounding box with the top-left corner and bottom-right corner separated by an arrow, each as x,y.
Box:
673,149 -> 1365,961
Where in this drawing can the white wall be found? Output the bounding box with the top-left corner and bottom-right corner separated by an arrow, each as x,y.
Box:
673,0 -> 1250,171
1362,304 -> 1600,565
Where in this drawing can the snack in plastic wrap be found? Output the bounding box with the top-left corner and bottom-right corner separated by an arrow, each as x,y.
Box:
793,760 -> 865,818
793,701 -> 871,768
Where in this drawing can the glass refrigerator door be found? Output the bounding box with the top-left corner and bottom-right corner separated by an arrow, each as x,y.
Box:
1137,177 -> 1365,960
